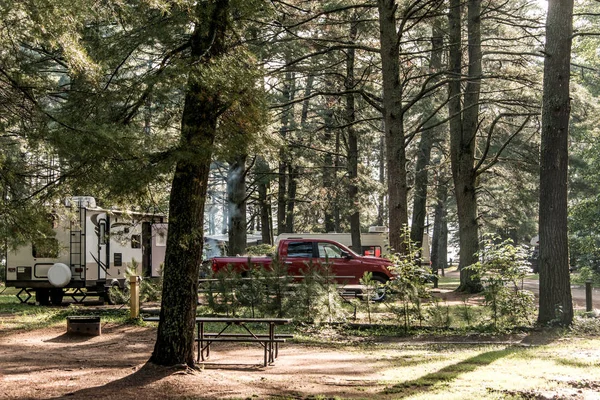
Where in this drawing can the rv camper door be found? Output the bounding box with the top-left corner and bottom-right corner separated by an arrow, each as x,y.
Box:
88,212 -> 109,281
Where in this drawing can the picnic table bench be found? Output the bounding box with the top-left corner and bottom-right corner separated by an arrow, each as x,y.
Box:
144,316 -> 293,367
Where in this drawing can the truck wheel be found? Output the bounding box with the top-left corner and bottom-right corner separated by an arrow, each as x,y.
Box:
35,289 -> 50,306
367,276 -> 388,302
50,288 -> 64,306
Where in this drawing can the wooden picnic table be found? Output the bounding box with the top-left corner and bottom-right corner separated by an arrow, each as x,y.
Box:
144,316 -> 293,367
195,317 -> 292,366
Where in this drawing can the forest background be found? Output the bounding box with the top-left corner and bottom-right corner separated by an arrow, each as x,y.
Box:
0,0 -> 599,364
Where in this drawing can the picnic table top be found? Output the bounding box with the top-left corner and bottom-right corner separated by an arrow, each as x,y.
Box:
143,316 -> 292,324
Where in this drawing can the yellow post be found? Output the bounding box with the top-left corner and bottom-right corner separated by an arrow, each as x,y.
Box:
130,275 -> 140,318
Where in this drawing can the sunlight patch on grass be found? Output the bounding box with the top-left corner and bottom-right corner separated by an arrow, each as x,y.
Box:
372,339 -> 600,400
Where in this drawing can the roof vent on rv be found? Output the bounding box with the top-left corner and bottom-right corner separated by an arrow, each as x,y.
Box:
65,196 -> 97,208
48,263 -> 72,287
368,226 -> 388,233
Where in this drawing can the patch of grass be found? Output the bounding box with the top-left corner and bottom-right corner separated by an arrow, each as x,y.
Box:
435,275 -> 461,289
0,296 -> 132,334
374,337 -> 600,399
570,315 -> 600,335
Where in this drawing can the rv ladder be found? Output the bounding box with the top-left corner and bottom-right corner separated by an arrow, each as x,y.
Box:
70,206 -> 86,278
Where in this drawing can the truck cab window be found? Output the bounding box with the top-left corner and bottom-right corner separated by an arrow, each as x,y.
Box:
318,243 -> 343,259
287,242 -> 313,258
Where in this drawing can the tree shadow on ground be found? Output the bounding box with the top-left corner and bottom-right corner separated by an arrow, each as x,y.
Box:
45,332 -> 97,344
519,328 -> 563,346
48,362 -> 177,400
380,346 -> 519,398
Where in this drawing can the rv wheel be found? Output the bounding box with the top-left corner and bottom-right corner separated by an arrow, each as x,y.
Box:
35,289 -> 50,306
50,288 -> 64,306
105,283 -> 128,305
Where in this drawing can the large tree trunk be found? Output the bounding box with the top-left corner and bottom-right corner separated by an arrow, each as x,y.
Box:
538,0 -> 574,325
378,0 -> 409,253
277,69 -> 295,235
150,0 -> 229,367
256,157 -> 273,245
449,0 -> 482,292
410,18 -> 443,252
431,167 -> 449,287
376,134 -> 386,227
346,15 -> 361,254
285,164 -> 298,232
227,154 -> 247,256
323,107 -> 336,233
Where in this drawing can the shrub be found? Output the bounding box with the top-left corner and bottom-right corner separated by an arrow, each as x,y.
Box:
571,266 -> 600,286
287,261 -> 347,324
245,244 -> 276,257
205,265 -> 242,316
383,228 -> 432,331
467,235 -> 536,329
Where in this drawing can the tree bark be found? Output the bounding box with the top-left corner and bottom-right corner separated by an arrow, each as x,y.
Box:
378,0 -> 409,253
538,0 -> 574,325
323,107 -> 336,233
410,18 -> 443,253
285,164 -> 298,232
277,69 -> 295,235
256,157 -> 273,245
150,0 -> 229,367
431,166 -> 450,287
346,15 -> 362,254
227,154 -> 247,256
449,0 -> 482,292
376,133 -> 386,227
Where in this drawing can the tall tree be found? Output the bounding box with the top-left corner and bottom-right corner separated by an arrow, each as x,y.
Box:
448,0 -> 483,292
537,0 -> 574,325
410,17 -> 444,253
378,0 -> 409,253
346,13 -> 362,253
151,0 -> 232,366
227,154 -> 248,256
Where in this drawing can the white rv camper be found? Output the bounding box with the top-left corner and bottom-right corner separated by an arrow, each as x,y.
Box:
5,197 -> 167,305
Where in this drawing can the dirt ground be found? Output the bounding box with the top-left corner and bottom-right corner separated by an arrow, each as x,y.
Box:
0,320 -> 538,400
1,280 -> 598,400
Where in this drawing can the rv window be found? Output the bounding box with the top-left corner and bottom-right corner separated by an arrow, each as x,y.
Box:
287,242 -> 313,258
362,246 -> 382,257
131,235 -> 141,249
155,230 -> 167,247
99,221 -> 107,245
32,238 -> 60,258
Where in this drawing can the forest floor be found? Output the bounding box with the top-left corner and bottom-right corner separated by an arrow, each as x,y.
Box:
1,286 -> 600,400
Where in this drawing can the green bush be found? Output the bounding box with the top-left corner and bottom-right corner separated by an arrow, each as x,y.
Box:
467,235 -> 536,329
245,244 -> 276,256
203,259 -> 349,323
383,229 -> 432,331
205,265 -> 242,316
571,266 -> 600,286
107,260 -> 163,305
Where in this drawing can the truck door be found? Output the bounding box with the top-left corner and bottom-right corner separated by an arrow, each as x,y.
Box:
282,241 -> 314,277
316,241 -> 364,285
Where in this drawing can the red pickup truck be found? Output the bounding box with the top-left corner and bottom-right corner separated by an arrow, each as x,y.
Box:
210,238 -> 394,287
